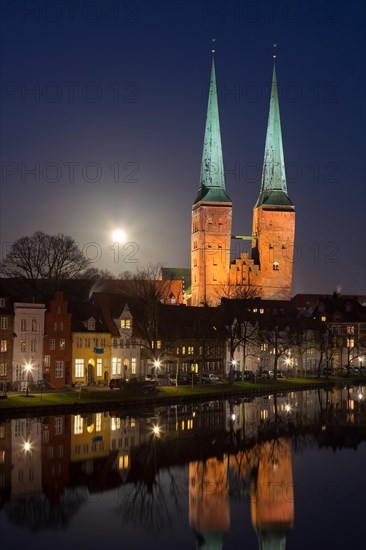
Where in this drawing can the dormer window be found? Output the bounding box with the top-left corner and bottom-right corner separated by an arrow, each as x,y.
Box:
121,319 -> 132,329
88,318 -> 96,331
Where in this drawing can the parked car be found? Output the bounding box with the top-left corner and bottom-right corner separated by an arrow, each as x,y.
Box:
201,373 -> 220,384
186,372 -> 199,385
109,378 -> 125,390
243,370 -> 255,381
169,373 -> 189,386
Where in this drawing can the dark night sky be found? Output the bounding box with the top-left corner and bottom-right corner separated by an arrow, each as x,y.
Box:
1,0 -> 365,295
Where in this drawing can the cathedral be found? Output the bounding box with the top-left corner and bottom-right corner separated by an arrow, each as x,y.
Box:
191,55 -> 296,306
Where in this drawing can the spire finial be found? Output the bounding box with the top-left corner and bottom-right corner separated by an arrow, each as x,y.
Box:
273,42 -> 277,60
211,37 -> 216,55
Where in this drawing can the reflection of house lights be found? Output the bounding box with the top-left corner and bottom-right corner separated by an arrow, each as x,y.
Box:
231,413 -> 236,421
358,393 -> 363,400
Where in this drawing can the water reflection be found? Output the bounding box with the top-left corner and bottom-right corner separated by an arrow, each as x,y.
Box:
0,385 -> 365,548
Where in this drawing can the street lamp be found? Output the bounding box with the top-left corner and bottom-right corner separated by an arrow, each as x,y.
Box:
24,363 -> 32,397
153,360 -> 161,380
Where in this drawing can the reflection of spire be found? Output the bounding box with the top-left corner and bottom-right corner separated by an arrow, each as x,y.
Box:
251,439 -> 294,550
189,457 -> 230,549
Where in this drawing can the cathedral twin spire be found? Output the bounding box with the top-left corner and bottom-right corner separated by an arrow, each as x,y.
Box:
194,56 -> 231,204
195,54 -> 291,208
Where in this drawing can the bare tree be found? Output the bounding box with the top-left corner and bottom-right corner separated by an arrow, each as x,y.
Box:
259,319 -> 296,380
221,301 -> 258,381
215,283 -> 261,301
124,264 -> 183,374
0,231 -> 91,299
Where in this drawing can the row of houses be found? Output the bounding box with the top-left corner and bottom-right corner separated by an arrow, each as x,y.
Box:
0,283 -> 366,389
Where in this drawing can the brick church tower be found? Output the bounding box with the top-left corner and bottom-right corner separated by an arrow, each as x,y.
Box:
191,55 -> 232,306
251,63 -> 295,300
191,58 -> 295,306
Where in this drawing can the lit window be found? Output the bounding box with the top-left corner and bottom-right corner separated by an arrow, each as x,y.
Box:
96,358 -> 102,377
75,358 -> 84,378
273,262 -> 279,271
119,454 -> 129,470
121,319 -> 132,329
321,316 -> 326,322
347,338 -> 355,348
74,415 -> 83,435
54,417 -> 63,435
0,318 -> 8,330
188,346 -> 194,355
20,340 -> 26,352
55,360 -> 64,378
347,326 -> 355,334
44,355 -> 50,367
259,309 -> 264,314
131,357 -> 136,375
95,413 -> 102,432
157,340 -> 161,349
0,363 -> 7,376
0,340 -> 7,352
59,339 -> 65,350
111,417 -> 120,431
88,318 -> 96,331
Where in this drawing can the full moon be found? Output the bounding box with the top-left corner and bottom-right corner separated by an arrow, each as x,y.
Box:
112,229 -> 127,243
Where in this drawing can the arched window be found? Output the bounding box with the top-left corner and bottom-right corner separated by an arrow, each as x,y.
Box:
273,262 -> 279,271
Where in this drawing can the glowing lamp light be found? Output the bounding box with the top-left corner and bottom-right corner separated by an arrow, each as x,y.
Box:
23,441 -> 31,453
231,359 -> 237,367
285,358 -> 291,366
231,413 -> 236,421
152,424 -> 160,437
284,403 -> 292,413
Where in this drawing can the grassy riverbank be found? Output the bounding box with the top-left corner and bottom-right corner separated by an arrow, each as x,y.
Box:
0,376 -> 357,415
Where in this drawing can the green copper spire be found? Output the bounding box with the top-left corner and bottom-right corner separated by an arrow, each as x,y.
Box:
255,64 -> 293,207
194,56 -> 231,204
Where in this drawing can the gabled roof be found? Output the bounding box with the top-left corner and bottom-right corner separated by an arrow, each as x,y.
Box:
91,292 -> 143,338
68,300 -> 110,333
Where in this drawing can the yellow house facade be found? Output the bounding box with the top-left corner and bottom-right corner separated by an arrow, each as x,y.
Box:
71,329 -> 111,385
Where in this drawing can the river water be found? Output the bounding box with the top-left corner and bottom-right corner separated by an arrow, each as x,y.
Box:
0,385 -> 365,549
